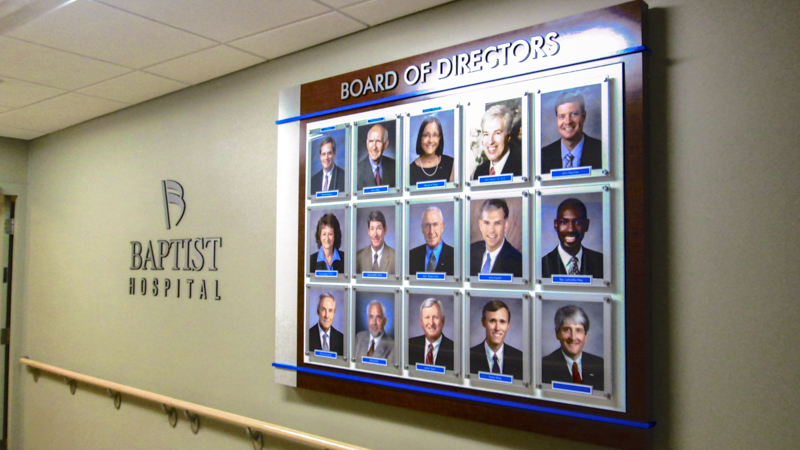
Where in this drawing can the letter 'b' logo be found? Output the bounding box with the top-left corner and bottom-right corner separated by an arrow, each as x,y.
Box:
162,180 -> 186,230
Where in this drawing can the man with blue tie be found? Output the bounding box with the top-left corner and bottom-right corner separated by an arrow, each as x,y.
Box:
356,123 -> 396,190
469,199 -> 523,278
469,300 -> 523,380
540,92 -> 602,174
308,293 -> 344,355
408,206 -> 455,275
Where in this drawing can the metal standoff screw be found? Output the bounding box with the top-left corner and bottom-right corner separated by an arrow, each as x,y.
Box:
351,357 -> 356,362
523,294 -> 530,299
602,169 -> 609,176
404,365 -> 409,370
454,277 -> 459,282
523,279 -> 529,284
352,275 -> 356,279
352,287 -> 356,291
605,297 -> 612,303
465,277 -> 470,282
307,196 -> 311,200
535,175 -> 542,181
342,356 -> 347,361
535,190 -> 541,196
604,280 -> 611,287
524,382 -> 530,388
405,200 -> 410,204
396,289 -> 401,293
536,279 -> 542,284
465,373 -> 470,379
605,393 -> 612,399
394,364 -> 400,369
405,276 -> 409,281
603,185 -> 610,192
465,181 -> 471,186
522,176 -> 528,182
406,112 -> 411,117
305,351 -> 310,356
536,383 -> 542,389
454,372 -> 460,378
405,187 -> 410,191
522,191 -> 528,197
537,294 -> 543,300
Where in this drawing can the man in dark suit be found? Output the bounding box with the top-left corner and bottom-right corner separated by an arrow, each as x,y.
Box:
472,104 -> 522,179
356,123 -> 396,190
310,136 -> 346,195
469,300 -> 523,380
469,198 -> 523,278
354,300 -> 394,364
540,92 -> 602,174
542,198 -> 603,279
308,293 -> 344,355
408,206 -> 454,275
541,305 -> 604,390
408,298 -> 454,370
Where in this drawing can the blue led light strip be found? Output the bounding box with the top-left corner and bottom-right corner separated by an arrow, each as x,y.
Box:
273,362 -> 656,429
276,45 -> 649,125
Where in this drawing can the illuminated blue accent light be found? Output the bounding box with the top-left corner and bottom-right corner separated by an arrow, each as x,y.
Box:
417,273 -> 445,280
416,364 -> 445,374
364,186 -> 389,194
552,381 -> 593,394
362,272 -> 388,279
320,126 -> 336,131
417,180 -> 446,189
368,117 -> 385,123
478,274 -> 513,282
478,174 -> 513,184
422,107 -> 442,113
552,275 -> 592,284
478,372 -> 513,383
315,271 -> 338,277
552,167 -> 592,177
314,351 -> 337,359
362,357 -> 388,366
315,191 -> 338,198
272,363 -> 656,429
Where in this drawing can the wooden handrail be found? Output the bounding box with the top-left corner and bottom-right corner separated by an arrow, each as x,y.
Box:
20,358 -> 368,450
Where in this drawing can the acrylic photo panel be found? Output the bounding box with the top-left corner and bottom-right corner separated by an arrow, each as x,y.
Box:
353,201 -> 401,283
406,104 -> 459,192
353,288 -> 401,374
306,285 -> 349,367
405,198 -> 460,284
307,125 -> 350,201
307,205 -> 349,281
354,116 -> 402,197
405,290 -> 461,382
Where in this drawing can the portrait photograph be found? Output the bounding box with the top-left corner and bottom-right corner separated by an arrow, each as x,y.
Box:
407,107 -> 457,189
538,82 -> 607,178
354,290 -> 397,369
355,118 -> 399,194
354,202 -> 400,278
406,292 -> 458,373
406,199 -> 459,278
467,195 -> 527,283
308,126 -> 349,199
464,95 -> 527,185
306,286 -> 348,363
467,295 -> 526,382
307,206 -> 349,278
539,298 -> 607,393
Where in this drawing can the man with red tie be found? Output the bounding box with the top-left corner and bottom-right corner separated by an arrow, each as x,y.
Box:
408,298 -> 454,370
471,104 -> 522,179
541,305 -> 604,390
354,300 -> 394,364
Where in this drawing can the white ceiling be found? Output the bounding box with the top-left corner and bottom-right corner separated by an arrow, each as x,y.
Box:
0,0 -> 453,140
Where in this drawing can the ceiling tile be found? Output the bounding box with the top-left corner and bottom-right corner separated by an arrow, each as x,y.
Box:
6,0 -> 217,68
0,76 -> 66,108
0,93 -> 128,133
0,36 -> 131,90
341,0 -> 453,26
77,71 -> 188,104
142,45 -> 265,85
96,0 -> 331,42
229,11 -> 366,60
0,124 -> 45,140
316,0 -> 368,8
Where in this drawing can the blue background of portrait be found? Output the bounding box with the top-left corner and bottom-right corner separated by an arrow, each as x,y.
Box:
407,109 -> 456,165
540,83 -> 603,146
355,291 -> 395,339
541,192 -> 603,254
308,127 -> 348,177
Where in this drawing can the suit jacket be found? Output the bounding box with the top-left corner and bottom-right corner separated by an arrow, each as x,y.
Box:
469,240 -> 523,278
356,157 -> 396,190
471,147 -> 522,179
408,335 -> 454,371
309,250 -> 345,273
541,246 -> 603,279
408,242 -> 455,276
540,134 -> 602,174
541,348 -> 604,391
469,341 -> 524,380
310,165 -> 345,195
308,323 -> 344,355
355,244 -> 396,274
354,331 -> 394,364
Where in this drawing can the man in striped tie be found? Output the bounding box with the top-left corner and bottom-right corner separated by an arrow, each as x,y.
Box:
541,197 -> 604,279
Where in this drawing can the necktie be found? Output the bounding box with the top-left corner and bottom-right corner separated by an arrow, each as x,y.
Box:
569,256 -> 580,275
481,252 -> 492,274
374,167 -> 381,186
572,361 -> 582,383
322,333 -> 329,352
492,354 -> 500,373
367,339 -> 375,357
372,253 -> 380,271
425,343 -> 434,365
565,153 -> 575,168
426,251 -> 436,272
489,166 -> 495,175
322,173 -> 329,191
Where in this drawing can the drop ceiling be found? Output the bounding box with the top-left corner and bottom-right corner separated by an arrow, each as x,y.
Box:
0,0 -> 453,140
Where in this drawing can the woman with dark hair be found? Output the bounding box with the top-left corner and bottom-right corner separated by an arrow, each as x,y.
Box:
409,116 -> 454,185
309,213 -> 345,272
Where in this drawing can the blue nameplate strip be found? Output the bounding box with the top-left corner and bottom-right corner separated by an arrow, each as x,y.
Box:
478,372 -> 513,384
416,364 -> 446,374
362,357 -> 388,366
551,166 -> 592,178
478,173 -> 513,184
315,190 -> 338,198
367,117 -> 385,123
362,272 -> 388,279
320,126 -> 336,131
552,275 -> 592,284
314,350 -> 337,359
552,381 -> 593,394
478,273 -> 513,282
417,180 -> 445,189
363,185 -> 389,194
422,107 -> 442,113
315,270 -> 338,277
416,272 -> 446,280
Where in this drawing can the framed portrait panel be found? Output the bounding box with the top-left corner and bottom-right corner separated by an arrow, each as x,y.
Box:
306,204 -> 350,282
465,191 -> 530,287
353,115 -> 402,198
535,293 -> 613,407
465,290 -> 531,394
535,186 -> 612,289
351,286 -> 402,375
404,197 -> 461,284
352,200 -> 402,284
307,124 -> 351,202
305,285 -> 350,367
404,288 -> 462,383
405,100 -> 461,193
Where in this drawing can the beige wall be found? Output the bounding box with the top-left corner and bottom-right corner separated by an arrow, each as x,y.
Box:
10,0 -> 800,449
0,137 -> 27,187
